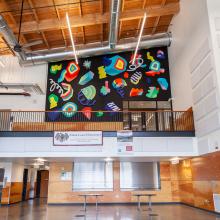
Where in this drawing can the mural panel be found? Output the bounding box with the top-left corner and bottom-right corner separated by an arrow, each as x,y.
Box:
46,47 -> 171,121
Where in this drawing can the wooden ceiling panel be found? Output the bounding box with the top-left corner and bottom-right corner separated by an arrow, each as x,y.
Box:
81,1 -> 102,15
0,0 -> 180,55
120,19 -> 140,39
123,0 -> 144,11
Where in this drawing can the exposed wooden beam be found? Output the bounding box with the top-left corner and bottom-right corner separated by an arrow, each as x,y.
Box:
0,0 -> 27,45
151,0 -> 167,34
79,0 -> 86,44
52,0 -> 67,47
100,0 -> 104,43
119,0 -> 125,39
11,3 -> 179,34
27,0 -> 50,49
136,0 -> 147,37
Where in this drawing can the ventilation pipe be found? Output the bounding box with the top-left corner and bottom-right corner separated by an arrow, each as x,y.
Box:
109,0 -> 121,49
0,13 -> 172,66
0,15 -> 26,61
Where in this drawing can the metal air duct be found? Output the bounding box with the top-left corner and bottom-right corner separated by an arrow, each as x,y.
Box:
0,15 -> 26,61
109,0 -> 121,49
0,12 -> 172,66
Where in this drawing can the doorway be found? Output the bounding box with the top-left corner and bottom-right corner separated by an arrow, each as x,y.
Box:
0,168 -> 5,204
123,101 -> 173,131
22,169 -> 28,201
36,170 -> 49,198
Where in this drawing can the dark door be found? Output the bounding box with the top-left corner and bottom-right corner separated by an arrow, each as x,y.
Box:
22,169 -> 28,201
40,170 -> 49,198
0,168 -> 5,203
36,171 -> 41,198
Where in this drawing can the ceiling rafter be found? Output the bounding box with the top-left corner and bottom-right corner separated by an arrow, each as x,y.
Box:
100,0 -> 104,43
151,0 -> 167,35
10,3 -> 179,34
79,0 -> 86,44
118,0 -> 125,39
27,0 -> 50,49
52,0 -> 67,47
0,0 -> 27,45
136,0 -> 147,37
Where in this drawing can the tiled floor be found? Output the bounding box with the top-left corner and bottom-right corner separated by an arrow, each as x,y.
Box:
0,199 -> 220,220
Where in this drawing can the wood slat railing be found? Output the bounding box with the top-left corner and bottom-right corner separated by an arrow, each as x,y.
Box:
0,110 -> 195,132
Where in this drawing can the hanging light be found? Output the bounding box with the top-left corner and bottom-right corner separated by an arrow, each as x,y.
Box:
132,13 -> 147,65
66,12 -> 78,64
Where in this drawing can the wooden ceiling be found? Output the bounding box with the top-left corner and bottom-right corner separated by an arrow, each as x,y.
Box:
0,0 -> 180,56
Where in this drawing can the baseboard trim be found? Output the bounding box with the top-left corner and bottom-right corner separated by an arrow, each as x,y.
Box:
180,202 -> 220,216
47,202 -> 180,206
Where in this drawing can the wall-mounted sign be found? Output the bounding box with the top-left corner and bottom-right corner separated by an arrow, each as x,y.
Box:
60,171 -> 72,181
53,131 -> 103,146
46,47 -> 171,122
117,130 -> 134,154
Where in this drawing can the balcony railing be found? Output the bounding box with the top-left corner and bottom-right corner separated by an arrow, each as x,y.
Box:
0,110 -> 194,132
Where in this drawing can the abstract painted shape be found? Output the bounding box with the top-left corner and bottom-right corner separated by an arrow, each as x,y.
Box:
112,78 -> 127,98
78,85 -> 96,106
112,78 -> 127,89
58,69 -> 67,83
124,72 -> 129,79
146,87 -> 159,98
48,109 -> 60,121
103,57 -> 112,66
82,107 -> 92,120
157,78 -> 169,90
130,72 -> 142,85
146,78 -> 152,84
49,79 -> 63,95
79,71 -> 94,85
127,55 -> 144,72
83,60 -> 92,69
147,52 -> 155,62
100,81 -> 110,96
48,94 -> 59,109
65,62 -> 80,82
105,55 -> 127,76
50,64 -> 62,74
145,69 -> 165,77
81,85 -> 96,100
98,66 -> 107,79
130,88 -> 143,97
157,50 -> 165,59
149,61 -> 161,71
61,83 -> 73,101
105,102 -> 121,112
62,102 -> 78,118
96,111 -> 104,117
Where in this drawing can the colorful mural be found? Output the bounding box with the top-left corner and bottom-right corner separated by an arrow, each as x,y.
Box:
46,47 -> 171,121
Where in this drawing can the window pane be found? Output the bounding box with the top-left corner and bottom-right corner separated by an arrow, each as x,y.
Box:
120,162 -> 161,190
129,101 -> 156,109
157,101 -> 171,109
73,162 -> 113,191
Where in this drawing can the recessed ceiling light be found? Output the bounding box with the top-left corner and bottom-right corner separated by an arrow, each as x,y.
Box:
170,157 -> 180,165
35,158 -> 47,162
104,157 -> 113,162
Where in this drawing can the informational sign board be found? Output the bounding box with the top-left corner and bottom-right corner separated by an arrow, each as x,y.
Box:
53,131 -> 103,146
117,130 -> 134,154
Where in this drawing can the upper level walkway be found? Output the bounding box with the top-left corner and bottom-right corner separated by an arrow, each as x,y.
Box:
0,110 -> 194,136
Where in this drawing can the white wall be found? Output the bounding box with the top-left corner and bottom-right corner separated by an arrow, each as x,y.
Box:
168,0 -> 211,110
168,0 -> 220,155
0,162 -> 12,182
0,136 -> 197,158
0,56 -> 47,110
